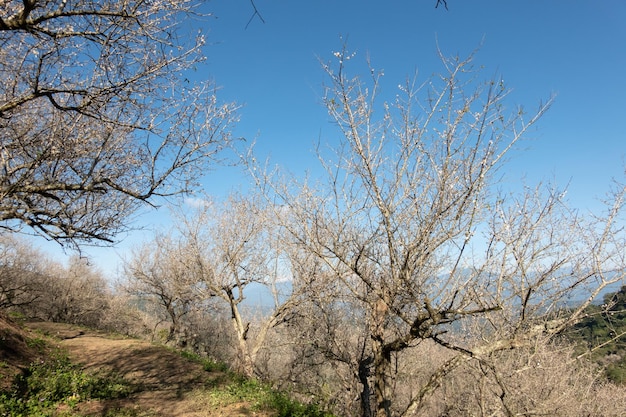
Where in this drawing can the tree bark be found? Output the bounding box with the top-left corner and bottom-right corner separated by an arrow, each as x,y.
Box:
358,355 -> 374,417
227,290 -> 254,377
371,298 -> 393,417
373,340 -> 393,417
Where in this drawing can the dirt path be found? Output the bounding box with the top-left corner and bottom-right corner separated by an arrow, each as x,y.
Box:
26,322 -> 267,417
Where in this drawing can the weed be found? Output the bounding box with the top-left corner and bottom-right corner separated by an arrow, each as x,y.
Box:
264,388 -> 333,417
199,376 -> 333,417
25,336 -> 47,351
175,349 -> 230,373
202,359 -> 230,373
0,351 -> 138,416
7,311 -> 26,323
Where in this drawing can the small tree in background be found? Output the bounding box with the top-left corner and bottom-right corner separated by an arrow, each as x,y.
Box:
39,255 -> 110,326
123,194 -> 301,377
123,232 -> 204,345
0,234 -> 51,311
0,234 -> 111,327
178,194 -> 305,377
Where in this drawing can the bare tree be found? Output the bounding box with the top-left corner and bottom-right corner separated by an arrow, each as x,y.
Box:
38,255 -> 110,326
0,0 -> 237,246
0,234 -> 112,325
123,193 -> 298,376
0,234 -> 50,310
178,193 -> 296,377
387,337 -> 626,417
252,46 -> 626,416
123,232 -> 203,345
98,289 -> 156,338
269,246 -> 376,416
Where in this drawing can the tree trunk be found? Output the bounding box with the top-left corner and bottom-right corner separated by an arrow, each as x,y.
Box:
371,298 -> 393,417
227,293 -> 254,377
373,341 -> 393,417
165,305 -> 177,343
358,355 -> 374,417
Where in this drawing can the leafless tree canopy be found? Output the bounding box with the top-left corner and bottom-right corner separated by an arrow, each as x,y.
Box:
0,234 -> 111,326
250,47 -> 626,417
0,0 -> 237,246
3,1 -> 625,410
123,194 -> 300,377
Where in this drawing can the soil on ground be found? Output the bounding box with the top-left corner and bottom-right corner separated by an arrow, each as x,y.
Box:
12,321 -> 273,417
0,314 -> 44,391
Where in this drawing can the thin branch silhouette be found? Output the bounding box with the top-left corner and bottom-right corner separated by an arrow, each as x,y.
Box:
436,0 -> 449,10
246,0 -> 266,29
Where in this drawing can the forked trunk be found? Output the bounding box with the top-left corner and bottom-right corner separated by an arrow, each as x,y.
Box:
228,294 -> 254,377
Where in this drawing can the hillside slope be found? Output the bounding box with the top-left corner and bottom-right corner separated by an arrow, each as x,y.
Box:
1,319 -> 329,417
0,313 -> 43,391
28,321 -> 243,416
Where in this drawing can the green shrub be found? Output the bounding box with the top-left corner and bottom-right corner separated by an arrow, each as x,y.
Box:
7,311 -> 27,323
268,390 -> 333,417
565,286 -> 626,384
24,336 -> 47,351
218,377 -> 333,417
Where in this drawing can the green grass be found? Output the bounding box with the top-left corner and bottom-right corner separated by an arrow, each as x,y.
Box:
24,336 -> 47,351
175,348 -> 230,373
1,332 -> 335,417
0,350 -> 138,417
197,376 -> 334,417
174,349 -> 334,416
6,311 -> 27,323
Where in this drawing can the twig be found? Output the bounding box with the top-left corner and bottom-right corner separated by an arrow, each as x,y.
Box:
246,0 -> 265,29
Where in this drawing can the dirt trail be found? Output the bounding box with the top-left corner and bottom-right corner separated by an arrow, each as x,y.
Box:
25,322 -> 264,417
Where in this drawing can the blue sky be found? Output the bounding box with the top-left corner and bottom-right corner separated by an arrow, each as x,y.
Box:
34,0 -> 626,278
191,1 -> 626,208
